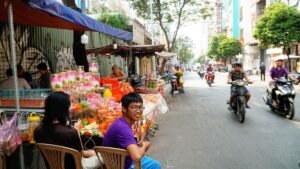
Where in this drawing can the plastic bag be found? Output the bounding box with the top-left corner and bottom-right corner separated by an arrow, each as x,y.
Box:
179,77 -> 183,84
0,113 -> 22,156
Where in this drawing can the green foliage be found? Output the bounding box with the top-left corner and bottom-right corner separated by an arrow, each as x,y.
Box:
129,0 -> 213,51
98,13 -> 129,30
207,34 -> 227,60
196,55 -> 205,64
174,36 -> 194,64
217,38 -> 241,58
254,2 -> 300,48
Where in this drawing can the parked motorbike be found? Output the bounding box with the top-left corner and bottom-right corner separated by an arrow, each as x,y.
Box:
228,80 -> 248,123
198,70 -> 205,79
205,71 -> 214,87
170,74 -> 184,95
263,77 -> 296,120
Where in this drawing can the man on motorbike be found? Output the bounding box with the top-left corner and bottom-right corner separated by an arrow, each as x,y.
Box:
206,64 -> 215,83
269,59 -> 299,105
173,65 -> 184,92
227,62 -> 253,108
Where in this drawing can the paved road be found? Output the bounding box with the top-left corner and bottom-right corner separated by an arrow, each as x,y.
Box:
148,72 -> 300,169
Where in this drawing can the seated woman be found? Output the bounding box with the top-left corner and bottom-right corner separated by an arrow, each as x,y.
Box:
108,65 -> 126,81
34,92 -> 101,169
0,68 -> 31,89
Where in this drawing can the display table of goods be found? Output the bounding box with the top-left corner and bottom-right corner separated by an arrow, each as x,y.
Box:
146,79 -> 165,96
51,70 -> 135,137
133,94 -> 169,139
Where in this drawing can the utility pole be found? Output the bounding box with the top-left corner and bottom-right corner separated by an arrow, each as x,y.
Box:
150,0 -> 155,45
150,0 -> 157,76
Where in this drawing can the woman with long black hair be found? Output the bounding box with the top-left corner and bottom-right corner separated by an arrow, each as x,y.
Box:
34,91 -> 101,169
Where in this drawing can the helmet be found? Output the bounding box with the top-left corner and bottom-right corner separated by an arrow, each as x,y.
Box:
233,62 -> 242,67
276,59 -> 284,62
130,75 -> 145,88
175,65 -> 180,69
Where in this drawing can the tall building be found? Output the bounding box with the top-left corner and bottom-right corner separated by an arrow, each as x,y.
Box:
221,0 -> 231,33
225,0 -> 240,39
240,0 -> 261,72
215,0 -> 222,34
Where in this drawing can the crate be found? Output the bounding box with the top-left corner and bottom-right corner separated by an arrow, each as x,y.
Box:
0,89 -> 52,108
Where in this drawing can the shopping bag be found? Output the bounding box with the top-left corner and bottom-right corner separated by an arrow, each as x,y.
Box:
0,113 -> 22,156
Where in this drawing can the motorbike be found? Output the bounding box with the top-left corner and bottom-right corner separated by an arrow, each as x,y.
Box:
291,72 -> 300,85
198,70 -> 205,79
205,71 -> 214,87
170,74 -> 184,95
263,77 -> 296,120
228,80 -> 248,123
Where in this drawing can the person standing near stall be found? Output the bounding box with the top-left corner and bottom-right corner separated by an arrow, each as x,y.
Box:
36,63 -> 51,88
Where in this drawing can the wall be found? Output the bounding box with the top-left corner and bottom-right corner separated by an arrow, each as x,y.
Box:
0,22 -> 76,81
0,22 -> 126,82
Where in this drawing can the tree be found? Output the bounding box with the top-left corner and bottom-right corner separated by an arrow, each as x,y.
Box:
98,13 -> 129,30
207,34 -> 227,61
173,36 -> 194,64
254,2 -> 300,71
129,0 -> 212,52
217,38 -> 241,59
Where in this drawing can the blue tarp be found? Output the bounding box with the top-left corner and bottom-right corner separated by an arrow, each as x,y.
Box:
28,0 -> 133,41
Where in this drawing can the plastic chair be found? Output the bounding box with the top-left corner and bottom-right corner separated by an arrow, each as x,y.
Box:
0,153 -> 5,169
94,146 -> 141,169
36,143 -> 82,169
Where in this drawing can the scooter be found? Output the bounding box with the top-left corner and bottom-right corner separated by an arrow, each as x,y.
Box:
170,75 -> 184,95
205,71 -> 214,87
291,72 -> 300,85
228,80 -> 248,123
263,77 -> 296,120
198,70 -> 205,79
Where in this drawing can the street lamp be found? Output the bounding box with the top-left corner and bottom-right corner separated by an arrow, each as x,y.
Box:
81,34 -> 88,44
113,43 -> 118,50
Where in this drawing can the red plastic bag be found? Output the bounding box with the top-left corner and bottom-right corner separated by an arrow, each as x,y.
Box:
0,112 -> 22,156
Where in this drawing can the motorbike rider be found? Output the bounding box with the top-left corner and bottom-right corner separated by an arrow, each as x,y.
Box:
227,62 -> 253,108
173,64 -> 184,92
206,64 -> 215,83
269,59 -> 299,105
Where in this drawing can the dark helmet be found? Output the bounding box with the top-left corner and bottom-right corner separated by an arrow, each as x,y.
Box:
175,65 -> 180,69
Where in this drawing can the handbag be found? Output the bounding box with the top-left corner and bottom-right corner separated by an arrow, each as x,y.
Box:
0,112 -> 22,156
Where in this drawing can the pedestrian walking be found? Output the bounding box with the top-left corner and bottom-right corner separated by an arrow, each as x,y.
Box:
260,62 -> 266,81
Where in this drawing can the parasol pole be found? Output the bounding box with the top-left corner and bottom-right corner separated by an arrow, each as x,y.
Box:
8,1 -> 25,169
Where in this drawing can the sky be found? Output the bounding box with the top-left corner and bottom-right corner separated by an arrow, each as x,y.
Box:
179,22 -> 209,59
